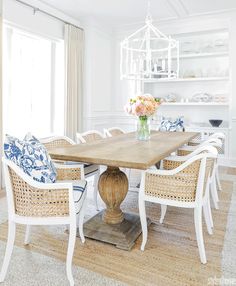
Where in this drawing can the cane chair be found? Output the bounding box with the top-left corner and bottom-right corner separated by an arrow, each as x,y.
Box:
104,127 -> 125,138
103,127 -> 132,181
76,130 -> 104,144
0,158 -> 87,286
188,132 -> 225,192
161,145 -> 219,230
40,136 -> 99,210
189,132 -> 225,147
139,148 -> 217,264
178,138 -> 222,209
76,131 -> 105,210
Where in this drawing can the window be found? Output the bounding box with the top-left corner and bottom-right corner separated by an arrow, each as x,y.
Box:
3,25 -> 65,138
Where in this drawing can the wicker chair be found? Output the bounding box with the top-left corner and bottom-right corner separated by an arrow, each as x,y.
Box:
40,136 -> 100,210
104,127 -> 125,138
76,130 -> 104,144
177,137 -> 222,209
139,148 -> 217,264
75,131 -> 105,210
189,132 -> 225,147
162,144 -> 218,230
0,158 -> 87,285
188,132 -> 225,192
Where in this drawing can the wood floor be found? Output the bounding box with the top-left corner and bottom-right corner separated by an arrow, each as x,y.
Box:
0,167 -> 235,286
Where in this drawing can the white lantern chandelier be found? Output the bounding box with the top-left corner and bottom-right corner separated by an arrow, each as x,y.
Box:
120,2 -> 179,81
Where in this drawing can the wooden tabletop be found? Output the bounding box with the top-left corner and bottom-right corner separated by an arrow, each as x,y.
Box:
50,131 -> 198,170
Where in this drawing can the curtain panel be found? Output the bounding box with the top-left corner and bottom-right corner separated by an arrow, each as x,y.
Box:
0,0 -> 2,188
64,24 -> 84,140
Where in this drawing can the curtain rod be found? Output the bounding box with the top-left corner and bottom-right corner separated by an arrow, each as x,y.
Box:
14,0 -> 83,31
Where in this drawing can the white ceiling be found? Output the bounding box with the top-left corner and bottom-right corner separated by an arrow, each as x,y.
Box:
39,0 -> 236,27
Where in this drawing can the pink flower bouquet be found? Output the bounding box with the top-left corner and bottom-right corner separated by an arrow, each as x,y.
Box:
124,94 -> 161,119
124,94 -> 161,140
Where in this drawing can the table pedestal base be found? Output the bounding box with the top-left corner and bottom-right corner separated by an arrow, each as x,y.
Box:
83,211 -> 151,251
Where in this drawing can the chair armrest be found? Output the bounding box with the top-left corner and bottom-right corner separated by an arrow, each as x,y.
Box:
164,155 -> 188,162
147,153 -> 212,177
54,163 -> 85,180
2,158 -> 76,217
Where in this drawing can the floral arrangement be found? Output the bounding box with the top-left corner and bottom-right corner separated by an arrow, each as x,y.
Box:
124,94 -> 161,140
124,94 -> 161,119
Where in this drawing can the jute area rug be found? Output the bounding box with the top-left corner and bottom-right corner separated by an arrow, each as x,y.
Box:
0,176 -> 234,286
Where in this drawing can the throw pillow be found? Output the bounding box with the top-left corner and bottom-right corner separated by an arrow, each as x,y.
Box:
4,133 -> 57,183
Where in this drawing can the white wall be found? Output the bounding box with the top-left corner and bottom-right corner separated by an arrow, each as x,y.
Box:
83,21 -> 114,132
4,0 -> 63,39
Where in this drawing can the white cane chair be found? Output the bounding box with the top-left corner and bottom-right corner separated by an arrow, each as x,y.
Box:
139,148 -> 217,264
76,131 -> 105,210
188,132 -> 225,192
178,138 -> 222,209
76,130 -> 104,144
104,127 -> 125,138
189,132 -> 225,147
161,144 -> 219,230
40,136 -> 100,210
103,127 -> 132,181
0,158 -> 87,286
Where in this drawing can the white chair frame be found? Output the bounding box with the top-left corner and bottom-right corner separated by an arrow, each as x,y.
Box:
75,131 -> 105,211
189,133 -> 225,192
103,127 -> 125,138
162,144 -> 220,230
76,130 -> 104,144
178,138 -> 222,209
0,158 -> 87,285
40,135 -> 75,146
139,149 -> 217,264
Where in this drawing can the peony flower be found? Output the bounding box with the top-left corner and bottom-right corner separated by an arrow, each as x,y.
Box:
124,94 -> 161,117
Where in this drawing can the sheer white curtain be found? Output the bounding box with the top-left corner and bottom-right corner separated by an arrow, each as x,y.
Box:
64,24 -> 84,140
0,2 -> 2,188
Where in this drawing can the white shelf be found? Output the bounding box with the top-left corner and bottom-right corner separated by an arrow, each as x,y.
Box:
161,102 -> 229,106
185,126 -> 230,131
144,77 -> 229,83
179,51 -> 228,59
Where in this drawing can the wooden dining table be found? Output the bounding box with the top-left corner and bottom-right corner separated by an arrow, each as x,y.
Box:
50,131 -> 198,250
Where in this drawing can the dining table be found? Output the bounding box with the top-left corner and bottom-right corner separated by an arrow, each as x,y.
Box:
50,131 -> 198,250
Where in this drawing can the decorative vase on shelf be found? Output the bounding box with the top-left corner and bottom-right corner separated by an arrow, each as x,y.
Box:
124,94 -> 161,141
136,116 -> 150,141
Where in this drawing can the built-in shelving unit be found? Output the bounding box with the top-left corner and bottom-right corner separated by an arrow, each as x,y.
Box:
179,51 -> 228,59
144,28 -> 231,158
144,77 -> 229,83
161,102 -> 229,106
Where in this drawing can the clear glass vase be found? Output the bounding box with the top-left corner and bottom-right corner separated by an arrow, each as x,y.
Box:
136,116 -> 150,141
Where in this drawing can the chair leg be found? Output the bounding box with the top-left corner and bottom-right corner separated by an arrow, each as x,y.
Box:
139,197 -> 147,251
77,200 -> 86,244
24,225 -> 31,245
0,221 -> 16,282
194,207 -> 207,264
93,173 -> 99,211
160,205 -> 167,224
203,201 -> 213,235
211,178 -> 219,210
207,198 -> 213,229
215,167 -> 222,191
66,222 -> 76,286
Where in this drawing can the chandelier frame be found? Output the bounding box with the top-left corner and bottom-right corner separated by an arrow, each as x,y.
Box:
120,7 -> 179,81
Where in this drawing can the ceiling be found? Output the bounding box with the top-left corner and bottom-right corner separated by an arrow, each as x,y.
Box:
39,0 -> 236,27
